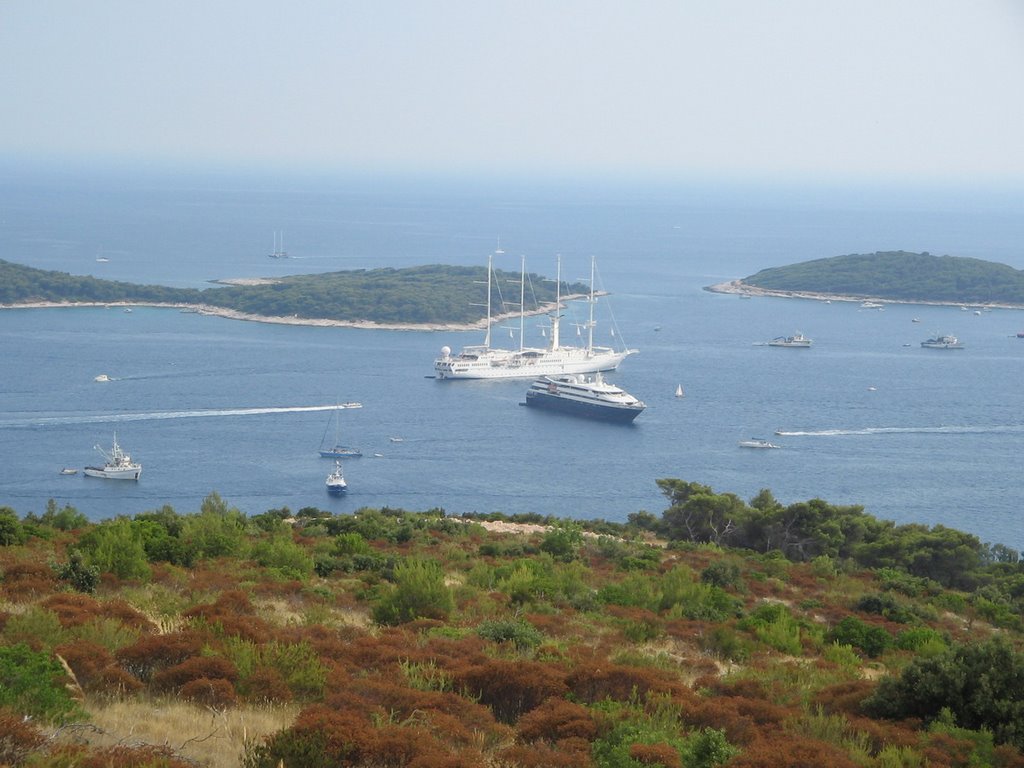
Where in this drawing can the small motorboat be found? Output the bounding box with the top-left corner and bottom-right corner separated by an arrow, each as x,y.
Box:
738,438 -> 781,449
59,467 -> 78,475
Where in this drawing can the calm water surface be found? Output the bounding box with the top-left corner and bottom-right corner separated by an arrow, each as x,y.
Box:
1,168 -> 1022,550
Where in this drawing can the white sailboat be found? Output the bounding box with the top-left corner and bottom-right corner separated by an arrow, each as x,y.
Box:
675,384 -> 684,398
318,403 -> 363,458
434,255 -> 635,380
268,230 -> 289,259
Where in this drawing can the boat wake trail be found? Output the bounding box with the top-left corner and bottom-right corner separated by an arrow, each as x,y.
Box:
0,404 -> 351,429
775,425 -> 1024,437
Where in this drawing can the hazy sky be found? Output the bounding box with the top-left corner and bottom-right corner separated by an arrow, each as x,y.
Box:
2,1 -> 1023,182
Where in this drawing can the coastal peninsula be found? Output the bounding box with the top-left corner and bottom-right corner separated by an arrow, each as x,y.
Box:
706,251 -> 1024,309
0,260 -> 590,330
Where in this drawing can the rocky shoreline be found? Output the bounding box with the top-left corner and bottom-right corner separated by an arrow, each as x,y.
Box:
705,279 -> 1024,311
0,294 -> 590,332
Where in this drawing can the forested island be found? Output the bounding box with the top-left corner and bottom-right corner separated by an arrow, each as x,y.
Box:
0,260 -> 589,327
710,251 -> 1024,306
2,481 -> 1024,767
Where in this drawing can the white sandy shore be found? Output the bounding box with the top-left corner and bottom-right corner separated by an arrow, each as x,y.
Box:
0,293 -> 593,331
705,279 -> 1024,311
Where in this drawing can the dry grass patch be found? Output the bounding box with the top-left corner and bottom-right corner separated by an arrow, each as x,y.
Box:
47,697 -> 299,768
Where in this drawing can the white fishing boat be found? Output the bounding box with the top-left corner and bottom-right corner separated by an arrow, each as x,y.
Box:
326,461 -> 347,494
318,403 -> 363,458
738,438 -> 780,449
434,255 -> 635,379
921,334 -> 964,349
524,372 -> 645,423
767,332 -> 812,348
83,434 -> 142,480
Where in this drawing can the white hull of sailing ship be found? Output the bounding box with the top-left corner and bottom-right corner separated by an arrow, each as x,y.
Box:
434,255 -> 635,380
435,344 -> 630,379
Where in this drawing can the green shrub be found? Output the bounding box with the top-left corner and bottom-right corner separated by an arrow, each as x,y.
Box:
0,507 -> 27,546
0,644 -> 85,722
477,618 -> 544,651
52,550 -> 100,593
77,518 -> 151,580
250,534 -> 314,580
372,558 -> 453,625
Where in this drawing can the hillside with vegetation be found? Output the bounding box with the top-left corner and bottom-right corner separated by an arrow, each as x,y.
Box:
0,260 -> 588,325
742,251 -> 1024,305
2,480 -> 1024,767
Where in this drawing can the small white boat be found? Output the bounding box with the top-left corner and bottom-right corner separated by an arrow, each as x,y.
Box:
739,438 -> 780,449
94,374 -> 110,382
675,384 -> 684,398
389,436 -> 405,443
326,461 -> 347,494
861,301 -> 884,309
83,434 -> 142,480
59,467 -> 78,475
767,332 -> 812,348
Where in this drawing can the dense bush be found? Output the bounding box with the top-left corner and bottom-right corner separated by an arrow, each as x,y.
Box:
865,636 -> 1024,749
0,643 -> 84,722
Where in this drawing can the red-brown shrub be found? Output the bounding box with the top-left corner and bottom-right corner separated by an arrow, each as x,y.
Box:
498,739 -> 594,768
812,679 -> 878,717
152,655 -> 239,692
181,590 -> 270,641
630,742 -> 681,768
726,734 -> 860,768
55,641 -> 113,689
566,661 -> 678,704
180,677 -> 238,708
0,707 -> 45,766
244,667 -> 293,703
456,659 -> 567,724
44,743 -> 195,768
41,592 -> 102,627
685,697 -> 783,745
516,698 -> 598,743
114,630 -> 204,681
0,560 -> 56,600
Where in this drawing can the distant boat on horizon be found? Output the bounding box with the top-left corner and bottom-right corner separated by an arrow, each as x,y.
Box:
675,384 -> 684,398
268,230 -> 289,259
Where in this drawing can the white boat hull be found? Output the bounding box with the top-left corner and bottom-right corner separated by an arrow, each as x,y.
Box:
84,465 -> 142,480
435,347 -> 633,380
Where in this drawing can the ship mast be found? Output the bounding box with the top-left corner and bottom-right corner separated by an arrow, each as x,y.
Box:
519,255 -> 526,352
587,256 -> 596,354
550,255 -> 561,351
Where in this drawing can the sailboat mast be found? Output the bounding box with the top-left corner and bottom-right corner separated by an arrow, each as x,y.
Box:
550,255 -> 561,351
519,255 -> 526,352
587,256 -> 596,353
484,254 -> 493,348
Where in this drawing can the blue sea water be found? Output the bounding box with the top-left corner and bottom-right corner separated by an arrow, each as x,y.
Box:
1,166 -> 1023,551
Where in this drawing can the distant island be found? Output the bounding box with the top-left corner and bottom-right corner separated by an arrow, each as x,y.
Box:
707,251 -> 1024,308
0,260 -> 589,329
